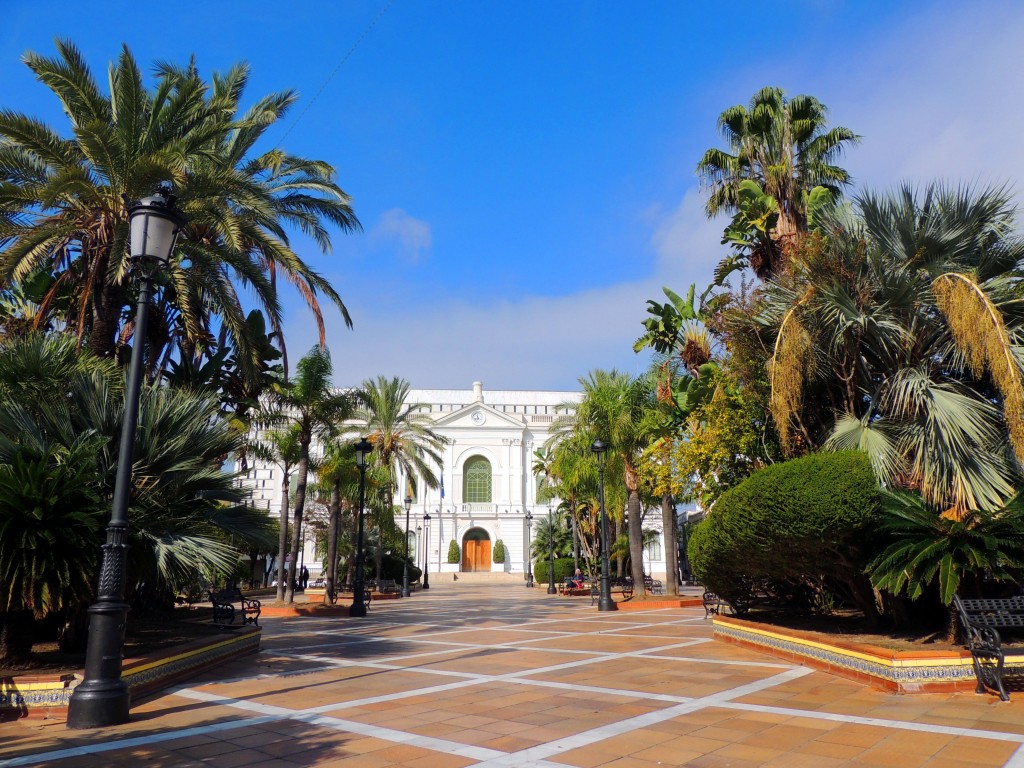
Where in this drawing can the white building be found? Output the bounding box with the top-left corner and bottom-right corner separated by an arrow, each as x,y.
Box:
247,381 -> 674,581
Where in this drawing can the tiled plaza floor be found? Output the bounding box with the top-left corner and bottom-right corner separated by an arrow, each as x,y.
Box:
3,581 -> 1024,767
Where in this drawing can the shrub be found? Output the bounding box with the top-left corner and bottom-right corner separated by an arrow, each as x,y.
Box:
688,450 -> 882,618
379,553 -> 422,582
493,539 -> 506,563
447,540 -> 460,563
534,557 -> 575,584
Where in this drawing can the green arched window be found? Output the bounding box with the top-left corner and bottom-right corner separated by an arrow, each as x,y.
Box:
463,456 -> 492,503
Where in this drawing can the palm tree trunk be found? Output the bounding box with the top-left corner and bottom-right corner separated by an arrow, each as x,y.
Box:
661,493 -> 679,596
0,610 -> 35,666
325,480 -> 341,604
276,462 -> 290,601
285,450 -> 310,603
625,463 -> 645,595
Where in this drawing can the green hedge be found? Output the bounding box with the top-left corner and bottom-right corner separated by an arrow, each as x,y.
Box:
688,450 -> 881,615
493,539 -> 506,563
447,540 -> 460,563
534,557 -> 575,584
379,553 -> 422,582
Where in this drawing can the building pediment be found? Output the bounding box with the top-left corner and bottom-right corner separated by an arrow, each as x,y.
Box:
432,403 -> 524,430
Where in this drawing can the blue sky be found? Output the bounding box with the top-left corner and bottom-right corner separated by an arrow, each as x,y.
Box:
4,1 -> 1023,390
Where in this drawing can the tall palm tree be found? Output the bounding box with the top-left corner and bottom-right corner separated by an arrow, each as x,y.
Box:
558,370 -> 657,595
0,41 -> 359,382
314,438 -> 358,603
355,375 -> 446,512
270,347 -> 352,602
697,87 -> 860,240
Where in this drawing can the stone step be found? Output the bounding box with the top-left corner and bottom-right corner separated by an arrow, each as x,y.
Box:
446,570 -> 526,584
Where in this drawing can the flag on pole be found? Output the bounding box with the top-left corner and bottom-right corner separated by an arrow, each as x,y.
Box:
440,474 -> 445,500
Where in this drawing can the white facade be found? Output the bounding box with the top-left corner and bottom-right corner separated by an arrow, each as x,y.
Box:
248,381 -> 675,580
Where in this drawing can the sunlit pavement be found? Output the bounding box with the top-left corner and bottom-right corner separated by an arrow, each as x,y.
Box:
3,581 -> 1023,767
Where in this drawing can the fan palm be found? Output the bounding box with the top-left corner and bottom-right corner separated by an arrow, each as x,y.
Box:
0,41 -> 359,384
762,183 -> 1024,515
696,86 -> 859,241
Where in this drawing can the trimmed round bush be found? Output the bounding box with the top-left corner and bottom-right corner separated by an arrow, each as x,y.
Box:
688,450 -> 881,615
533,557 -> 575,585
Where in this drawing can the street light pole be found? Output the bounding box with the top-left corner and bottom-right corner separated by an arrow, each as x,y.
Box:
350,438 -> 373,617
422,512 -> 431,589
547,505 -> 556,595
402,495 -> 412,597
68,188 -> 183,729
524,511 -> 534,587
591,439 -> 617,612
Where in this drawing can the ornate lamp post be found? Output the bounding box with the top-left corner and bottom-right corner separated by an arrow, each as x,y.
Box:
350,437 -> 374,617
524,511 -> 534,587
422,512 -> 431,589
402,495 -> 413,597
547,504 -> 557,595
591,439 -> 616,612
67,188 -> 183,729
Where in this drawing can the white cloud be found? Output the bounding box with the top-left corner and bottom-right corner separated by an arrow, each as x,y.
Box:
369,208 -> 433,265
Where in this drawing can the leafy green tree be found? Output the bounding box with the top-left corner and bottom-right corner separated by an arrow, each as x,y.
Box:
0,41 -> 358,378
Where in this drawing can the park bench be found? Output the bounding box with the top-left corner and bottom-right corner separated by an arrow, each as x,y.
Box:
371,579 -> 400,596
209,587 -> 261,627
643,575 -> 664,595
590,577 -> 634,606
703,590 -> 724,619
953,594 -> 1024,701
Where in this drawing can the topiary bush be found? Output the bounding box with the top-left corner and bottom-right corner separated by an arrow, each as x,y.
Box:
447,540 -> 460,564
534,557 -> 575,585
379,553 -> 421,582
688,450 -> 882,619
493,539 -> 506,563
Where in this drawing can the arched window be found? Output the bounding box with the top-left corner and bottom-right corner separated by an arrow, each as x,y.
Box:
463,456 -> 492,503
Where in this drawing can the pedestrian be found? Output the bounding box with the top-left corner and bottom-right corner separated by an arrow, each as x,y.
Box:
300,565 -> 309,590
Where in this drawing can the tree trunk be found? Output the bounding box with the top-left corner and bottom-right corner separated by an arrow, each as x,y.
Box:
87,262 -> 125,358
286,449 -> 310,604
661,493 -> 679,596
276,462 -> 291,601
571,500 -> 580,572
625,461 -> 645,596
325,480 -> 341,604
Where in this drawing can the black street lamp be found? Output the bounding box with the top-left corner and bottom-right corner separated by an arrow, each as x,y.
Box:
402,495 -> 413,597
422,512 -> 431,589
350,437 -> 373,617
416,522 -> 423,572
591,439 -> 617,612
524,511 -> 534,587
547,505 -> 557,595
67,187 -> 183,729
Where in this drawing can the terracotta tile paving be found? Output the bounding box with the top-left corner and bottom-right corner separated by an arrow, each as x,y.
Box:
3,583 -> 1024,767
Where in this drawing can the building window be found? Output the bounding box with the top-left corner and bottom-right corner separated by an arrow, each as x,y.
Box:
463,456 -> 492,503
644,533 -> 662,563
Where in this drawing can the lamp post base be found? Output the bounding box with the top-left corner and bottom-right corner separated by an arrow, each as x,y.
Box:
598,596 -> 618,612
349,602 -> 368,617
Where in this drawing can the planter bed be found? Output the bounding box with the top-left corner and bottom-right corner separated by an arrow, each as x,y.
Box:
712,614 -> 997,694
2,625 -> 261,721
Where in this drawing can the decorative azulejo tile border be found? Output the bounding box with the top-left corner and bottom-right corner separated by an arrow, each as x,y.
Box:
712,615 -> 1024,694
1,626 -> 261,720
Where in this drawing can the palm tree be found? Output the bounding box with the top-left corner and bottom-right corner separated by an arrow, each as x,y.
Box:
253,423 -> 301,601
696,86 -> 860,242
355,376 -> 446,538
0,41 -> 359,381
314,438 -> 358,603
559,370 -> 657,595
762,184 -> 1024,516
270,347 -> 352,602
868,491 -> 1024,641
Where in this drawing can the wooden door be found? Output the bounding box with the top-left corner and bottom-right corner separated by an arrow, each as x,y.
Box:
462,540 -> 492,571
